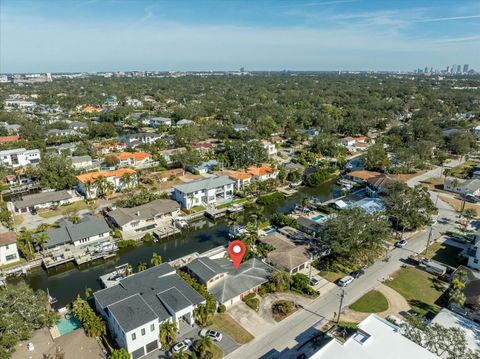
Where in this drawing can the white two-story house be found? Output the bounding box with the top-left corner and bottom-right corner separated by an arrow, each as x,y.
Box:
76,168 -> 137,199
173,176 -> 235,209
0,148 -> 41,167
0,232 -> 20,265
93,263 -> 205,359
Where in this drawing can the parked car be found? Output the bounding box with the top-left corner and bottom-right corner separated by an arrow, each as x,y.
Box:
395,239 -> 407,248
450,235 -> 468,244
309,277 -> 319,286
350,268 -> 365,279
200,329 -> 222,342
337,275 -> 354,287
465,194 -> 479,203
421,257 -> 432,265
172,339 -> 193,353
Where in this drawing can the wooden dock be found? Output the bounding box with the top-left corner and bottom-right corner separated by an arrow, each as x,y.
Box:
205,207 -> 228,219
278,187 -> 298,197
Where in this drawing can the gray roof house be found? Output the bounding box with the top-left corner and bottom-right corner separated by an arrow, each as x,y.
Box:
13,190 -> 81,214
105,199 -> 180,232
186,257 -> 272,307
43,215 -> 111,249
444,177 -> 480,196
176,119 -> 194,127
93,263 -> 205,358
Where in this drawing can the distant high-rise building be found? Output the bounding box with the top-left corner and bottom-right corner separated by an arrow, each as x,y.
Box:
240,67 -> 245,72
424,67 -> 428,73
446,65 -> 451,73
430,67 -> 433,73
451,64 -> 456,73
456,65 -> 461,73
463,64 -> 469,73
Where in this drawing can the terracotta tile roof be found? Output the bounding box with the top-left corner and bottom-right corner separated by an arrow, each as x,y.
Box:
0,135 -> 20,143
76,168 -> 136,183
116,152 -> 151,161
348,170 -> 382,181
247,166 -> 274,176
0,232 -> 17,246
229,171 -> 253,180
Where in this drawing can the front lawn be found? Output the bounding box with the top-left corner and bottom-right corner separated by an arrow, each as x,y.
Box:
319,271 -> 345,283
424,242 -> 464,268
38,201 -> 89,218
209,313 -> 254,344
350,290 -> 389,313
385,267 -> 445,318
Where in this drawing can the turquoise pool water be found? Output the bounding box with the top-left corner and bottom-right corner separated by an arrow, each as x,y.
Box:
312,215 -> 325,222
265,227 -> 277,234
56,316 -> 81,336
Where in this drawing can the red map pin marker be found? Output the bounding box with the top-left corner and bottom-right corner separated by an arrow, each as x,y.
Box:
228,240 -> 246,270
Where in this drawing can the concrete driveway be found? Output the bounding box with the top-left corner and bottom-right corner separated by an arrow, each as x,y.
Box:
229,302 -> 275,337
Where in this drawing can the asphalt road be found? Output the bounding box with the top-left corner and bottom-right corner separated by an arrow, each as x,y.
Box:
226,159 -> 463,359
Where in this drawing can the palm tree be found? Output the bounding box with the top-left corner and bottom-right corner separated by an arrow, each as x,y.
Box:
95,176 -> 114,198
455,267 -> 468,283
463,208 -> 477,228
244,223 -> 259,247
227,212 -> 242,233
121,172 -> 135,192
171,348 -> 189,359
451,279 -> 465,291
35,232 -> 49,253
151,252 -> 163,266
124,263 -> 133,276
194,334 -> 213,358
449,289 -> 466,307
194,304 -> 211,327
137,262 -> 147,272
159,321 -> 177,348
301,197 -> 310,213
84,287 -> 92,299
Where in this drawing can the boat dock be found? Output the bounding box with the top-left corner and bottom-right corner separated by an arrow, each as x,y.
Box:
205,206 -> 228,219
278,186 -> 298,197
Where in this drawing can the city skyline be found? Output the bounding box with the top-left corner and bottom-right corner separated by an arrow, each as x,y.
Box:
1,0 -> 480,73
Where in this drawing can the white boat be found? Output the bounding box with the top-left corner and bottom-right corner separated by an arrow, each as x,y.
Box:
95,242 -> 117,253
174,218 -> 189,228
229,226 -> 248,238
227,203 -> 244,213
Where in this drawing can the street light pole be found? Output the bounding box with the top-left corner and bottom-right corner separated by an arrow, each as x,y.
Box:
336,289 -> 345,324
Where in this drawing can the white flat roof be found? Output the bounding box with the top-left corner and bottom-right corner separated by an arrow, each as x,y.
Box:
310,314 -> 439,359
431,308 -> 480,353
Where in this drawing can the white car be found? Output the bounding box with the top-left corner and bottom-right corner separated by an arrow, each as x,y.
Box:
172,339 -> 193,353
199,329 -> 223,342
337,275 -> 354,287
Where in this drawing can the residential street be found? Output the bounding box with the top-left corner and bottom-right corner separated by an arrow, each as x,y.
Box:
226,159 -> 463,359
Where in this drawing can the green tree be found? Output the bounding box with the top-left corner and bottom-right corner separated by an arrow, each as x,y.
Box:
108,348 -> 130,359
194,334 -> 213,358
194,304 -> 211,327
159,321 -> 177,348
364,143 -> 390,171
151,252 -> 163,266
270,269 -> 291,291
137,262 -> 147,272
71,295 -> 106,338
36,153 -> 77,190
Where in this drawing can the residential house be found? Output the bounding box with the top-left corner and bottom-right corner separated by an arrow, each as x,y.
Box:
310,314 -> 440,359
12,190 -> 82,214
126,133 -> 162,147
115,152 -> 155,169
68,121 -> 88,131
95,142 -> 127,155
345,170 -> 382,185
47,129 -> 80,137
173,176 -> 235,209
149,117 -> 171,127
43,215 -> 111,250
0,148 -> 41,167
233,124 -> 248,132
190,142 -> 213,154
186,257 -> 272,308
297,216 -> 324,238
176,119 -> 194,127
247,166 -> 278,181
444,177 -> 480,197
472,125 -> 480,140
261,140 -> 277,157
366,173 -> 398,197
47,143 -> 77,155
93,263 -> 205,358
105,199 -> 180,234
228,171 -> 253,190
71,155 -> 94,171
340,136 -> 371,151
159,147 -> 186,164
465,235 -> 480,270
284,162 -> 306,175
304,129 -> 319,137
187,160 -> 218,175
0,232 -> 20,266
0,135 -> 20,144
76,168 -> 137,199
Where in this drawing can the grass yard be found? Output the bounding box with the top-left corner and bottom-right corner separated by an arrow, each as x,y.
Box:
445,160 -> 479,179
319,271 -> 345,283
350,290 -> 389,313
38,201 -> 89,218
385,267 -> 445,318
209,313 -> 254,344
210,343 -> 224,359
424,242 -> 464,268
14,215 -> 24,226
439,194 -> 480,213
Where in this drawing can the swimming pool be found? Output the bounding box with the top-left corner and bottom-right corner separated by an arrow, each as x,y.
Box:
264,226 -> 277,234
56,315 -> 81,336
311,215 -> 325,222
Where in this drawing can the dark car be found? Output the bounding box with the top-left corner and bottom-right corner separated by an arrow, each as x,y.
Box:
350,269 -> 365,279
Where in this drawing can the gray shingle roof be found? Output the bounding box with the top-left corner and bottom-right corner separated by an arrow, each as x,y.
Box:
106,199 -> 180,227
44,215 -> 111,248
208,258 -> 272,304
108,294 -> 157,333
173,176 -> 234,194
13,190 -> 75,210
186,257 -> 226,283
94,263 -> 205,327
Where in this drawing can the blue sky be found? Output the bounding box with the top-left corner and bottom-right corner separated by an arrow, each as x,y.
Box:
1,0 -> 479,73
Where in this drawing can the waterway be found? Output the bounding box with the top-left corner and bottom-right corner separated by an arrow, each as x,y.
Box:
10,180 -> 339,308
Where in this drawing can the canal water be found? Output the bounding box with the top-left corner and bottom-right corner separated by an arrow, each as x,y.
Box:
11,180 -> 339,308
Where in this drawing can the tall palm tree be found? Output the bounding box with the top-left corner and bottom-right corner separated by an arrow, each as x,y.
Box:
449,289 -> 466,307
121,172 -> 135,192
301,197 -> 310,213
193,304 -> 211,327
151,252 -> 163,266
35,232 -> 49,253
245,223 -> 259,247
124,263 -> 133,276
195,334 -> 213,358
137,262 -> 147,272
84,287 -> 92,299
159,321 -> 177,348
227,212 -> 242,233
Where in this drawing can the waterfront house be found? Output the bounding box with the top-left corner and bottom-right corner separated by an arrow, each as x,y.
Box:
366,173 -> 398,197
228,171 -> 253,190
185,257 -> 272,308
0,232 -> 20,266
12,190 -> 82,214
105,199 -> 180,234
247,166 -> 278,181
173,176 -> 235,209
93,263 -> 205,358
43,215 -> 111,250
0,148 -> 41,168
345,170 -> 382,185
76,168 -> 137,199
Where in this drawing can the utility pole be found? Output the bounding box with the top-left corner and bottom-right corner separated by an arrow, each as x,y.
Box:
424,189 -> 440,255
336,289 -> 345,324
